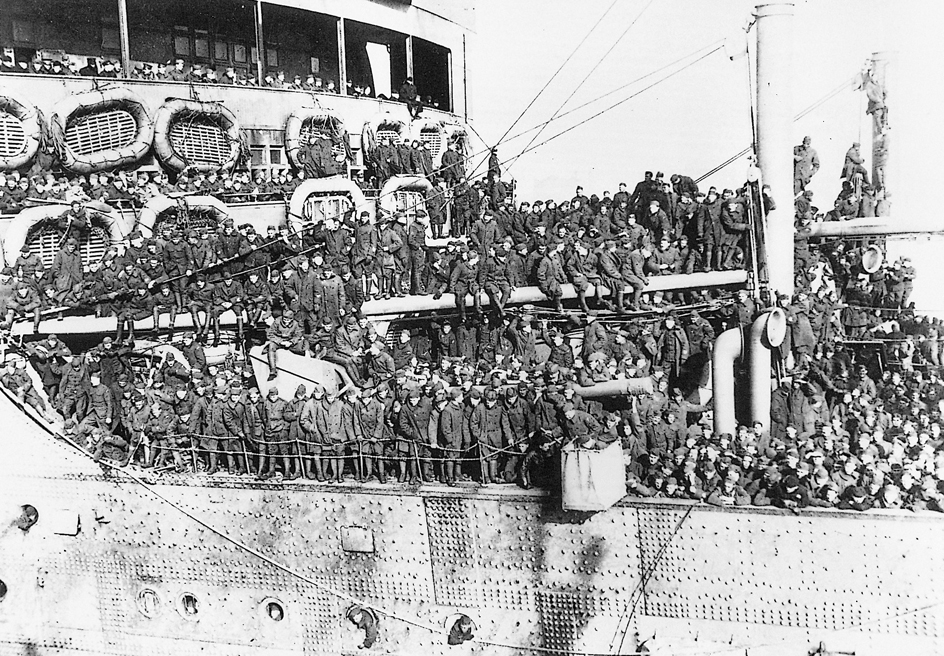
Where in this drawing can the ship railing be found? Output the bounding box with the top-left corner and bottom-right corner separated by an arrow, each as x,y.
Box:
125,429 -> 537,476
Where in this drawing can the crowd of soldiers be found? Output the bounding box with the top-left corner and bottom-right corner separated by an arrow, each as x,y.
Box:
3,53 -> 444,110
0,146 -> 940,511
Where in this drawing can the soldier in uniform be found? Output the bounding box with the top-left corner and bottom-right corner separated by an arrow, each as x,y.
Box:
537,242 -> 568,313
470,388 -> 511,484
6,281 -> 41,333
148,283 -> 178,336
354,386 -> 386,482
300,384 -> 334,482
407,211 -> 429,295
13,244 -> 43,279
398,388 -> 432,484
265,309 -> 307,381
482,247 -> 512,317
162,230 -> 193,310
449,249 -> 482,321
438,389 -> 467,486
212,273 -> 245,345
260,386 -> 290,479
186,274 -> 215,342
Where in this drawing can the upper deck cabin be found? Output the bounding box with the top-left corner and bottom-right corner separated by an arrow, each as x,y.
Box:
0,0 -> 474,179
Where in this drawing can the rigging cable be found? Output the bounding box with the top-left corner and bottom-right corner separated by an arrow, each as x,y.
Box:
506,0 -> 659,172
694,77 -> 854,184
487,0 -> 622,152
505,44 -> 724,164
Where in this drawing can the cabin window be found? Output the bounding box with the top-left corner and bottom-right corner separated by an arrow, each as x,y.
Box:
233,44 -> 248,64
137,589 -> 160,618
174,27 -> 191,58
261,598 -> 285,622
194,31 -> 210,59
0,580 -> 7,602
177,592 -> 200,619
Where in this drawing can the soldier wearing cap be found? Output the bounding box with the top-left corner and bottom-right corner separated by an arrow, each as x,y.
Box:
14,243 -> 43,280
298,383 -> 332,481
261,386 -> 294,479
352,384 -> 386,482
215,218 -> 247,275
397,387 -> 433,483
265,309 -> 307,382
407,211 -> 429,295
55,200 -> 91,241
211,273 -> 246,345
449,249 -> 482,321
162,229 -> 193,311
469,387 -> 511,484
186,274 -> 215,341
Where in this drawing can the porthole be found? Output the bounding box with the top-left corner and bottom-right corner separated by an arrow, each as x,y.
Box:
177,592 -> 200,620
0,580 -> 7,601
16,505 -> 38,531
445,613 -> 476,645
137,589 -> 161,618
261,597 -> 285,622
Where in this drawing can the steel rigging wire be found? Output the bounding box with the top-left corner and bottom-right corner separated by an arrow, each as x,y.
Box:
506,0 -> 659,173
694,77 -> 854,184
465,0 -> 623,184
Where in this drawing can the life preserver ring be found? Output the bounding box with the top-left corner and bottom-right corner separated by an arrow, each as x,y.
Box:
3,202 -> 125,268
284,110 -> 349,170
361,113 -> 410,163
287,178 -> 369,235
50,88 -> 153,175
0,94 -> 41,171
135,194 -> 230,239
152,99 -> 241,173
409,118 -> 449,169
378,175 -> 434,218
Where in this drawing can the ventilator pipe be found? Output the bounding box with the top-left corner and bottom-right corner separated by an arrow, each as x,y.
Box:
465,377 -> 653,399
361,270 -> 748,316
574,377 -> 654,398
711,326 -> 743,436
797,217 -> 941,239
748,308 -> 787,431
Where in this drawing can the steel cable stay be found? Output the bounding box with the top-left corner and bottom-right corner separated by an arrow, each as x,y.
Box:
695,77 -> 854,184
506,0 -> 659,172
460,0 -> 623,187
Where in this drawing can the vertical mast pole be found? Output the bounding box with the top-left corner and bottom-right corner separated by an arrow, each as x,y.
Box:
753,2 -> 794,298
117,0 -> 131,76
254,0 -> 265,83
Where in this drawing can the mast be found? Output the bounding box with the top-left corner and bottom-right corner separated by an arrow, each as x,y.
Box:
868,51 -> 892,210
753,2 -> 794,298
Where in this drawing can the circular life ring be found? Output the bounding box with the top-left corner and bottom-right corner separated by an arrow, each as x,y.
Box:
0,94 -> 41,171
135,194 -> 230,239
51,87 -> 153,174
152,99 -> 241,173
284,110 -> 348,170
378,175 -> 434,218
409,118 -> 449,169
3,202 -> 125,269
360,113 -> 409,164
287,178 -> 369,235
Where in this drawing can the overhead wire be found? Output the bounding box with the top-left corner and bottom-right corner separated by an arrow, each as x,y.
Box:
695,77 -> 854,184
506,0 -> 659,172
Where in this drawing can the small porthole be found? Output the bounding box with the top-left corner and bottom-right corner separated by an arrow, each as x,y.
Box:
16,505 -> 39,531
177,592 -> 200,620
0,580 -> 7,601
137,589 -> 161,618
261,598 -> 285,622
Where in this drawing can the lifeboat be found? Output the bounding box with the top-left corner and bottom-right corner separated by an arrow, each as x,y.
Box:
409,118 -> 449,168
287,178 -> 369,235
152,99 -> 241,173
360,113 -> 409,163
377,174 -> 433,218
50,88 -> 153,174
284,110 -> 349,170
3,202 -> 125,269
0,93 -> 42,171
135,194 -> 230,239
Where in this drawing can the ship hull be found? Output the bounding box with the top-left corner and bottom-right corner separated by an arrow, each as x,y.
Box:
0,391 -> 941,656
